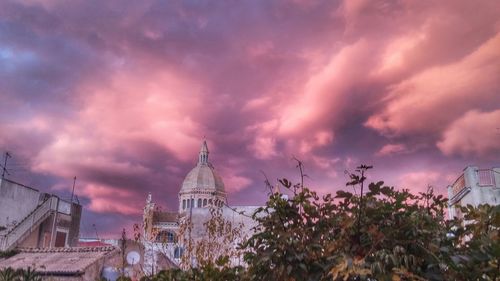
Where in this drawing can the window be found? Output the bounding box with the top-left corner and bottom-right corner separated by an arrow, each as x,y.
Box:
198,199 -> 202,208
478,170 -> 495,186
54,231 -> 67,247
209,199 -> 213,205
182,200 -> 186,209
174,246 -> 184,259
187,199 -> 190,208
156,231 -> 166,242
167,232 -> 175,242
156,231 -> 176,243
191,198 -> 194,208
203,199 -> 207,207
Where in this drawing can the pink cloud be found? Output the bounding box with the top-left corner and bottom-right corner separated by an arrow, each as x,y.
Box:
32,132 -> 151,180
242,96 -> 272,112
221,172 -> 252,193
398,171 -> 453,195
78,70 -> 204,162
81,184 -> 142,215
376,143 -> 408,156
249,136 -> 278,160
1,0 -> 500,236
366,32 -> 500,137
278,39 -> 372,138
437,109 -> 500,157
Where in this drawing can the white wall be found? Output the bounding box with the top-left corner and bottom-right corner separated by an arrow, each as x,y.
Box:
0,179 -> 42,228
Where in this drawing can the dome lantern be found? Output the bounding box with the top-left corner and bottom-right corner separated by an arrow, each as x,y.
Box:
198,140 -> 209,165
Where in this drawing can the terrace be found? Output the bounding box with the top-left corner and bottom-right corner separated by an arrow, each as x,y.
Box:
449,167 -> 498,205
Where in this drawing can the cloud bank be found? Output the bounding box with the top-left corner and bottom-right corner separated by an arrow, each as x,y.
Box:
0,0 -> 499,237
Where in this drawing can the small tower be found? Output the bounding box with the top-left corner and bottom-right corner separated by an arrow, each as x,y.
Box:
178,140 -> 227,213
199,140 -> 209,164
143,193 -> 155,240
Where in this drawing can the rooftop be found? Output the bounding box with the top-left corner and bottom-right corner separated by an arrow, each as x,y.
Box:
153,211 -> 178,224
0,246 -> 117,275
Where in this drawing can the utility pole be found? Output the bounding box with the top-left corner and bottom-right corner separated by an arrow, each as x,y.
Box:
1,152 -> 11,179
71,176 -> 77,203
92,224 -> 100,240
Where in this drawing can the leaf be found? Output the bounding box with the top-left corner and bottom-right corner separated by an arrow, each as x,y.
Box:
335,190 -> 353,199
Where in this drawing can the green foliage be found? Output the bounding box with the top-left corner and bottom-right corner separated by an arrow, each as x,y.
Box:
444,204 -> 500,280
16,267 -> 41,281
0,268 -> 17,281
0,250 -> 18,259
0,267 -> 41,281
241,165 -> 498,280
139,263 -> 245,281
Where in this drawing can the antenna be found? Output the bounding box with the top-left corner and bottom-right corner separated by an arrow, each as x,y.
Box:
92,224 -> 100,240
71,176 -> 77,203
1,152 -> 11,179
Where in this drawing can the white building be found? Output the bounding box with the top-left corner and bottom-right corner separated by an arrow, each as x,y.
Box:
447,166 -> 500,219
141,140 -> 259,274
0,178 -> 82,251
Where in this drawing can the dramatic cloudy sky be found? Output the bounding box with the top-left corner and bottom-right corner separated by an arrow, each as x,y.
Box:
1,0 -> 499,238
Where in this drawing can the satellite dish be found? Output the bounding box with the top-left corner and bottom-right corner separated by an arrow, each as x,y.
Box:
126,251 -> 140,265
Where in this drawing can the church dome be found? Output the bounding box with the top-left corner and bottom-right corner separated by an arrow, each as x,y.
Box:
180,164 -> 225,193
179,140 -> 225,193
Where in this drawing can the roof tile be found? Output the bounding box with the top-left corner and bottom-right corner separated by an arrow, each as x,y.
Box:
0,247 -> 117,275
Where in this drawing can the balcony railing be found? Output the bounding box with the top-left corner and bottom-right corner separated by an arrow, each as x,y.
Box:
0,196 -> 58,251
451,174 -> 466,197
477,169 -> 495,186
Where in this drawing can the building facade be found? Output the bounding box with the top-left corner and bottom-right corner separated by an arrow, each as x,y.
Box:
0,178 -> 82,251
447,166 -> 500,219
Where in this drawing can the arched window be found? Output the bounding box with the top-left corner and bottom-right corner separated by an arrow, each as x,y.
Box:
182,199 -> 186,209
209,199 -> 213,205
187,199 -> 190,208
191,198 -> 194,208
198,198 -> 202,208
203,199 -> 207,207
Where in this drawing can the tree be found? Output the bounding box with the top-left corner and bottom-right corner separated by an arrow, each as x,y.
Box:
139,206 -> 247,280
243,165 -> 454,280
177,206 -> 247,271
444,204 -> 500,280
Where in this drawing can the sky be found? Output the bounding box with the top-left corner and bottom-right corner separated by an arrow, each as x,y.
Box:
0,0 -> 499,238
